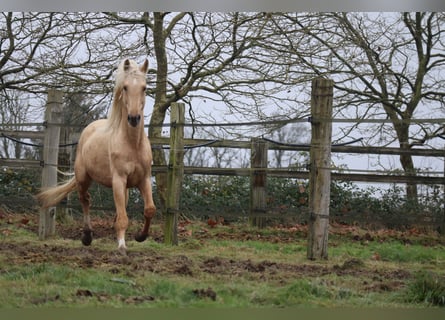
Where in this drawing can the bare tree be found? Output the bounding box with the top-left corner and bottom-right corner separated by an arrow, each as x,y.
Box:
0,12 -> 153,103
274,12 -> 445,200
101,12 -> 310,209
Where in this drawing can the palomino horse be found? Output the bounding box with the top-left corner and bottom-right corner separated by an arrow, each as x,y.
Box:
37,59 -> 156,254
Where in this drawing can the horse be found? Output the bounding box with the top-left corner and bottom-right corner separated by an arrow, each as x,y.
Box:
37,58 -> 156,254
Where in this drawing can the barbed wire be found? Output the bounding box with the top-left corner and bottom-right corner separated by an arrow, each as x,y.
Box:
262,136 -> 364,147
0,133 -> 78,148
0,133 -> 41,148
152,139 -> 221,150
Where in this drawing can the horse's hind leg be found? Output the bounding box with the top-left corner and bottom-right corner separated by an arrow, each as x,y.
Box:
135,177 -> 156,242
78,179 -> 93,246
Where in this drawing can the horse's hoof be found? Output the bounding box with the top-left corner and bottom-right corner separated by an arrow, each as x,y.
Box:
134,232 -> 148,242
81,230 -> 93,246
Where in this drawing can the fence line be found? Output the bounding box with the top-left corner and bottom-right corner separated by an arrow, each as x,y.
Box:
2,132 -> 445,158
1,129 -> 445,180
1,87 -> 445,247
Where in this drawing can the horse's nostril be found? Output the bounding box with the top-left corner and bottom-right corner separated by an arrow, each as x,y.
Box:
127,115 -> 141,127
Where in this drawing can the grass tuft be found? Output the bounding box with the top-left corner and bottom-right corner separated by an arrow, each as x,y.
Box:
404,271 -> 445,306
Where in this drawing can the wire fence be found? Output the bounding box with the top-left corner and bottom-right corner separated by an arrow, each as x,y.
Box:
1,117 -> 445,178
1,115 -> 445,231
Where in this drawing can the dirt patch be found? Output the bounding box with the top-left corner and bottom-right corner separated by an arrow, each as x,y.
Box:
2,240 -> 410,286
0,212 -> 425,297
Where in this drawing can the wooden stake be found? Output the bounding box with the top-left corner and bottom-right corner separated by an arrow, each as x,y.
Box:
164,102 -> 185,245
250,138 -> 268,228
307,78 -> 333,260
39,89 -> 63,239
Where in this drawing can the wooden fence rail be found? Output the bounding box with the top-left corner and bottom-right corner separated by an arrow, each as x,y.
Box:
150,166 -> 445,184
1,139 -> 444,185
150,137 -> 445,157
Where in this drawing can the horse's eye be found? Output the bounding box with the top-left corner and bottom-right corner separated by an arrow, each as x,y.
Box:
123,86 -> 128,91
142,87 -> 146,93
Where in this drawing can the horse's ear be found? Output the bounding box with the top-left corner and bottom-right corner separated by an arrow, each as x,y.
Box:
140,59 -> 149,74
124,59 -> 131,72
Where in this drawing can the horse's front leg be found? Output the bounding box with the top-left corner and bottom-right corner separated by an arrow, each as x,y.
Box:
134,177 -> 156,242
112,175 -> 129,254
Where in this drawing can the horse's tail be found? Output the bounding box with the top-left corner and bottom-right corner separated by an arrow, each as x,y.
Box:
36,177 -> 77,209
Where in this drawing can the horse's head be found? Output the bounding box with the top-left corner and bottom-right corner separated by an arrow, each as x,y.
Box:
117,59 -> 149,128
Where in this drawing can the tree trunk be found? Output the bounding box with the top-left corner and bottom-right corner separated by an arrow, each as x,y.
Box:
394,120 -> 418,203
400,151 -> 418,202
149,12 -> 170,211
149,108 -> 168,211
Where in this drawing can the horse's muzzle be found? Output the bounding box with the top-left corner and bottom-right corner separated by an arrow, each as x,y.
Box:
128,115 -> 141,127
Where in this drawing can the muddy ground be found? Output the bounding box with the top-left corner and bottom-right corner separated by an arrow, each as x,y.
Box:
1,211 -> 431,297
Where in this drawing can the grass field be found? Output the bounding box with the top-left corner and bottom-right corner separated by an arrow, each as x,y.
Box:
1,211 -> 445,309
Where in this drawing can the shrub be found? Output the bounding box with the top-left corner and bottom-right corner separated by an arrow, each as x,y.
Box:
0,167 -> 40,212
1,166 -> 444,231
180,175 -> 250,219
0,167 -> 39,195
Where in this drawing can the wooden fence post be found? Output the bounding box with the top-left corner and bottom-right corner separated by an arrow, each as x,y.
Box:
39,89 -> 63,240
164,102 -> 185,245
250,138 -> 268,228
307,78 -> 333,260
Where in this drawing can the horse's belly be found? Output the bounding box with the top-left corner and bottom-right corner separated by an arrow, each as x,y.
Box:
89,168 -> 113,188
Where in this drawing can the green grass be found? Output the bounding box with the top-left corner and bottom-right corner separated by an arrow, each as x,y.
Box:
1,220 -> 445,308
328,238 -> 445,264
1,263 -> 137,307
